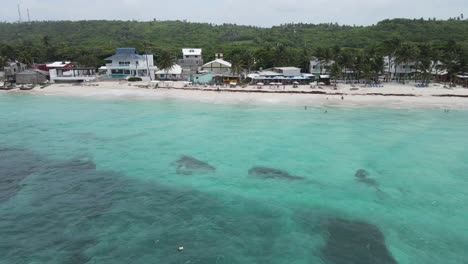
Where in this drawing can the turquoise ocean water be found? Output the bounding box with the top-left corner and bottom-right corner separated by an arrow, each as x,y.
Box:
0,94 -> 467,264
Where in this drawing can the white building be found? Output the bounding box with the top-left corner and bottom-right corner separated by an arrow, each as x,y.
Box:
155,64 -> 183,80
201,59 -> 232,74
105,48 -> 156,80
273,67 -> 301,76
178,48 -> 203,77
248,67 -> 313,83
310,58 -> 334,77
384,56 -> 418,79
46,61 -> 74,70
49,68 -> 97,83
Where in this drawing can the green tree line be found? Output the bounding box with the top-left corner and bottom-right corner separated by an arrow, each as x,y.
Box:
0,18 -> 467,76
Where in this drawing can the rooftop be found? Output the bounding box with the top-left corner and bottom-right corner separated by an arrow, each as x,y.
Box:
202,59 -> 232,68
156,64 -> 182,75
182,48 -> 202,56
105,48 -> 145,61
46,61 -> 72,68
17,69 -> 49,76
274,67 -> 301,71
257,70 -> 282,76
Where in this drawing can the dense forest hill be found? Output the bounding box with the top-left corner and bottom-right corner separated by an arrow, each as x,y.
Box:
1,18 -> 468,70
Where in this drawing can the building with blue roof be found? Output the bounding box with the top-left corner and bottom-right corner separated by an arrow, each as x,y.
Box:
104,48 -> 156,80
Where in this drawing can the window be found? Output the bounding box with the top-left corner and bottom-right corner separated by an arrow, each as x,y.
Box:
195,56 -> 198,58
119,62 -> 130,66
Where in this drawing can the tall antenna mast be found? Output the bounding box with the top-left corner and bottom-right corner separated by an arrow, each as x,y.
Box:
27,8 -> 31,22
17,1 -> 23,23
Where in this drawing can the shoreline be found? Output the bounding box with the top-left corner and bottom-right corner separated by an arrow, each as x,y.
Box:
2,81 -> 468,110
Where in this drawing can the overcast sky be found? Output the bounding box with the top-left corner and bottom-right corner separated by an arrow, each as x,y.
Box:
1,0 -> 467,27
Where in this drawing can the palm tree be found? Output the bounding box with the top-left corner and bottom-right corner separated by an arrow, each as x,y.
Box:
315,47 -> 333,75
242,50 -> 255,74
357,53 -> 373,84
299,47 -> 312,73
382,37 -> 402,81
330,63 -> 342,85
428,47 -> 443,81
230,54 -> 245,77
439,40 -> 465,84
395,43 -> 419,83
272,44 -> 288,66
158,50 -> 176,80
42,35 -> 55,62
415,44 -> 434,84
352,52 -> 365,82
370,55 -> 385,82
440,51 -> 461,84
0,56 -> 6,75
338,49 -> 355,83
143,41 -> 154,80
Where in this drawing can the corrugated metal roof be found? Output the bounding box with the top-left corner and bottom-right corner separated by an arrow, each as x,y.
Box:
274,67 -> 301,71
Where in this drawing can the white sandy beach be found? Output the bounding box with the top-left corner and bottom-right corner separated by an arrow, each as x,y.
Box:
2,81 -> 468,109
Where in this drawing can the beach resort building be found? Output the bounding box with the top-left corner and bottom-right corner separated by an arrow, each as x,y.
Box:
178,48 -> 203,77
273,67 -> 301,76
201,58 -> 232,74
384,57 -> 418,80
35,61 -> 75,72
249,67 -> 313,84
155,64 -> 183,80
105,48 -> 156,80
49,67 -> 97,83
310,58 -> 334,77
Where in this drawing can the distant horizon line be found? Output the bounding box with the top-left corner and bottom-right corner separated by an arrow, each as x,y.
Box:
1,16 -> 466,28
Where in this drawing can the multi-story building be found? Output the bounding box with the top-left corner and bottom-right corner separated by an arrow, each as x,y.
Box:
310,58 -> 334,77
384,56 -> 418,80
105,48 -> 156,80
178,48 -> 203,77
4,61 -> 27,82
